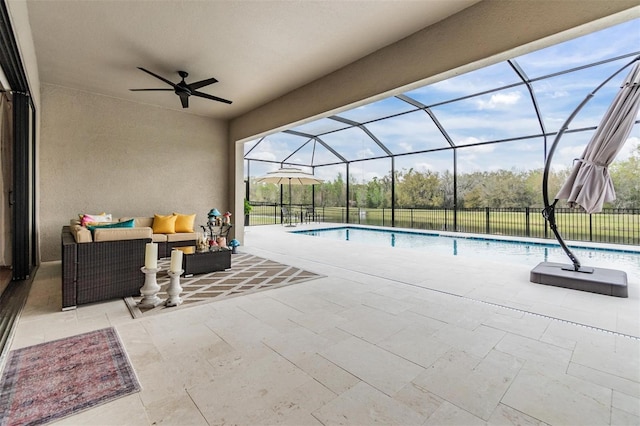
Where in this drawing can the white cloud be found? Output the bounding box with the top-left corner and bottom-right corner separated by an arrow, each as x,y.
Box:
514,142 -> 538,152
456,136 -> 481,145
412,162 -> 434,173
433,107 -> 541,142
554,144 -> 586,168
455,137 -> 499,150
475,91 -> 521,110
348,165 -> 381,183
314,165 -> 346,182
398,141 -> 413,152
614,136 -> 639,161
543,116 -> 565,127
465,144 -> 495,153
550,90 -> 570,99
558,144 -> 585,158
357,148 -> 375,159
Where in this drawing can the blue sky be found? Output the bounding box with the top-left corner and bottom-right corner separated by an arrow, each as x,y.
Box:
245,18 -> 640,183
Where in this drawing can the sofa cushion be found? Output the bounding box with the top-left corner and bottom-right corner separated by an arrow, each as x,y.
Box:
70,224 -> 92,243
93,227 -> 153,242
152,214 -> 177,234
152,234 -> 168,243
119,217 -> 154,228
173,213 -> 196,233
166,232 -> 197,242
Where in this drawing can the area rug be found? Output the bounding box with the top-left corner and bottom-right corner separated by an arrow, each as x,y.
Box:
0,327 -> 140,426
125,252 -> 323,318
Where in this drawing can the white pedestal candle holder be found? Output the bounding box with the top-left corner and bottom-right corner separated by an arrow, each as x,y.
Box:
138,267 -> 163,308
165,269 -> 184,307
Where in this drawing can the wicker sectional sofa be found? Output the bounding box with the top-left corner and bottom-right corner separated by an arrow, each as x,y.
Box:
68,216 -> 198,258
61,225 -> 152,309
61,215 -> 199,309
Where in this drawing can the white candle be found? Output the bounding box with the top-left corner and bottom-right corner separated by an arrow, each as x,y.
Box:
170,249 -> 183,272
145,243 -> 158,269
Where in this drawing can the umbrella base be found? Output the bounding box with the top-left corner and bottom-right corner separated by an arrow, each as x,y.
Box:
530,262 -> 628,298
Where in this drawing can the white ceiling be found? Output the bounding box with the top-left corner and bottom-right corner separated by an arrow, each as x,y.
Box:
25,0 -> 480,120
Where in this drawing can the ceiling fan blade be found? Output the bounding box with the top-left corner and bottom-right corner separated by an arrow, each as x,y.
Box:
192,90 -> 233,104
189,77 -> 218,90
137,67 -> 177,88
178,93 -> 189,108
129,88 -> 173,91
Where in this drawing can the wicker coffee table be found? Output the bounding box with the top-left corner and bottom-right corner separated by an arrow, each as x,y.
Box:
174,246 -> 232,276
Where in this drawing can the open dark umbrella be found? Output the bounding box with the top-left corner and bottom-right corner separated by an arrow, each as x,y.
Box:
256,167 -> 323,226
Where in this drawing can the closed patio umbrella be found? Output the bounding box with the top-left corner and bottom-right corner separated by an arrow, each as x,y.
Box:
555,60 -> 640,214
256,167 -> 323,226
531,57 -> 638,297
540,57 -> 640,272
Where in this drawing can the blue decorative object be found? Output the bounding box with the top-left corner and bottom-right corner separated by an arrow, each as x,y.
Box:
208,208 -> 221,219
229,239 -> 240,254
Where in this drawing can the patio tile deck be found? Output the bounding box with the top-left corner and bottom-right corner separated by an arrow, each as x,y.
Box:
312,381 -> 427,425
5,223 -> 640,425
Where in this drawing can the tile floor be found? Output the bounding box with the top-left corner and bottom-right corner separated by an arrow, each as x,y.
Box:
7,224 -> 640,425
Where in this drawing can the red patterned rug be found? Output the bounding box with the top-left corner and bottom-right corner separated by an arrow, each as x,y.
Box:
0,327 -> 140,426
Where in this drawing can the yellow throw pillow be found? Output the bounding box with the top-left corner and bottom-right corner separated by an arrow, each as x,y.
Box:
173,213 -> 196,233
152,214 -> 177,234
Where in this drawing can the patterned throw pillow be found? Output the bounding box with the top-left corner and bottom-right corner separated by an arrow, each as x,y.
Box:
80,213 -> 112,226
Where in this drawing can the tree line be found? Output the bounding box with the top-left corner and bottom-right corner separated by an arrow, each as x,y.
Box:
250,145 -> 639,209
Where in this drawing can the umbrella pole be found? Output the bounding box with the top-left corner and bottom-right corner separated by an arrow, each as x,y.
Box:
541,101 -> 593,272
286,178 -> 294,227
542,110 -> 594,272
541,201 -> 587,272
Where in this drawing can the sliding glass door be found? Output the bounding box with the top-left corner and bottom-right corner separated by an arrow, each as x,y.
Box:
0,1 -> 38,281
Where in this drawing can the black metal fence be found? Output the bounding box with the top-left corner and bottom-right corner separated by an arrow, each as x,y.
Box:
246,202 -> 640,246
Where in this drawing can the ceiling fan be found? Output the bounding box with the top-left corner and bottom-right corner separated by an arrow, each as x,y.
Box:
130,67 -> 232,108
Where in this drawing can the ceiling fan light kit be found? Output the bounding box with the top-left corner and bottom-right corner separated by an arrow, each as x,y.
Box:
130,67 -> 232,108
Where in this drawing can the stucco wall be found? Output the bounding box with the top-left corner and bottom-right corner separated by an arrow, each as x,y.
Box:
39,84 -> 228,261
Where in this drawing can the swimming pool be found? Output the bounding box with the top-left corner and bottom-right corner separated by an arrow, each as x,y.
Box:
294,226 -> 640,277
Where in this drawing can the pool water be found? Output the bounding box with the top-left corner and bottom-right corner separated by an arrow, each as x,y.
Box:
294,226 -> 640,277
